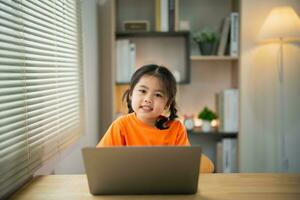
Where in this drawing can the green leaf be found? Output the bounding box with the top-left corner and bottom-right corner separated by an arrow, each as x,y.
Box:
198,106 -> 218,121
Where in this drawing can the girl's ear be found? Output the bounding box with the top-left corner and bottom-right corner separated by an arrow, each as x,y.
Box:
162,103 -> 170,116
164,104 -> 170,110
162,107 -> 170,117
165,98 -> 172,109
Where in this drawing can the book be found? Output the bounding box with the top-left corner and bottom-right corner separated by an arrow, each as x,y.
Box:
230,12 -> 239,56
222,139 -> 237,173
129,43 -> 136,80
116,39 -> 135,83
160,0 -> 169,32
216,141 -> 223,173
168,0 -> 175,31
222,139 -> 230,172
216,139 -> 238,173
217,16 -> 231,56
217,89 -> 239,132
116,40 -> 123,83
216,92 -> 224,131
174,0 -> 179,31
155,0 -> 161,31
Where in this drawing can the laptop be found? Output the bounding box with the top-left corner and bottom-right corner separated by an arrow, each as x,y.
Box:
82,146 -> 202,195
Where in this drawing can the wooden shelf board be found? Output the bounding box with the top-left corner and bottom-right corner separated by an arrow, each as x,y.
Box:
116,31 -> 190,38
188,131 -> 238,139
190,55 -> 238,61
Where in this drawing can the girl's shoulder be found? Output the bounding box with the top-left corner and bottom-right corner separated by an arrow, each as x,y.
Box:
113,113 -> 135,125
168,118 -> 185,129
112,113 -> 140,131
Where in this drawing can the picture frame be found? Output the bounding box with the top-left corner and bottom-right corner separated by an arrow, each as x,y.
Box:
122,20 -> 150,32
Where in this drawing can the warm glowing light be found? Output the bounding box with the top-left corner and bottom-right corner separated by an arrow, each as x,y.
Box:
194,119 -> 202,127
259,6 -> 300,42
211,120 -> 218,127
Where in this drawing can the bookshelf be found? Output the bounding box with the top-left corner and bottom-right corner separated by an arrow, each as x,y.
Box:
98,0 -> 240,172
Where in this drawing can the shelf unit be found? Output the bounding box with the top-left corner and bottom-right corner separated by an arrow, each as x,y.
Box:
98,0 -> 240,171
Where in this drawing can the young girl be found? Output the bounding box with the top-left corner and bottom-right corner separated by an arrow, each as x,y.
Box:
96,64 -> 214,173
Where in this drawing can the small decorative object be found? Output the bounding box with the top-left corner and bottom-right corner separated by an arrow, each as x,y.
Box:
192,28 -> 219,55
123,20 -> 150,32
183,114 -> 194,131
198,107 -> 217,132
179,20 -> 190,31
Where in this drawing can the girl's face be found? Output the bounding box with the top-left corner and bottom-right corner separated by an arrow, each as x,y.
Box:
131,75 -> 169,127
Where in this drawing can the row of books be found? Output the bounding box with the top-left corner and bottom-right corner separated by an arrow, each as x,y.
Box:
216,89 -> 239,133
155,0 -> 179,32
216,138 -> 238,173
116,39 -> 136,83
155,0 -> 239,56
217,12 -> 239,56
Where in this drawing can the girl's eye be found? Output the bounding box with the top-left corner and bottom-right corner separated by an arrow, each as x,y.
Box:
138,89 -> 146,94
155,93 -> 163,98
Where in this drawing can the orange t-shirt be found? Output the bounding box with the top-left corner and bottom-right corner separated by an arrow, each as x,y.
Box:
97,113 -> 214,173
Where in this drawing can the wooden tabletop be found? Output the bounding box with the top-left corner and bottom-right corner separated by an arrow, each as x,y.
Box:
10,173 -> 300,200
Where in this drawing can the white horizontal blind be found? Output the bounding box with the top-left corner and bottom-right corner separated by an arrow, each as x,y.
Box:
0,0 -> 84,198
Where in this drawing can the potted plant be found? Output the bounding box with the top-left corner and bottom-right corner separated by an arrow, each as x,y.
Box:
192,28 -> 219,55
198,106 -> 217,132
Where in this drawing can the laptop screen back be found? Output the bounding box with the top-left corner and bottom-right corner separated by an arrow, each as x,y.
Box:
82,146 -> 202,195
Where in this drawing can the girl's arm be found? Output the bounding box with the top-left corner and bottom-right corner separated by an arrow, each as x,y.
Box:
200,154 -> 215,173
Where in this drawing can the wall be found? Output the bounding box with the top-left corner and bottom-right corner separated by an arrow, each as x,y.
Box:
239,0 -> 300,172
36,0 -> 300,174
52,0 -> 101,174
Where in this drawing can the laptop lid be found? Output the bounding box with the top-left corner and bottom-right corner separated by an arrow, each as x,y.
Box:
82,146 -> 202,195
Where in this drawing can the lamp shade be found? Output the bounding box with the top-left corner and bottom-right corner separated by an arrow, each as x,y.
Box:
259,6 -> 300,42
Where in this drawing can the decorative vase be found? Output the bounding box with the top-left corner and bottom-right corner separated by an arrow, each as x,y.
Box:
201,120 -> 211,132
198,42 -> 214,55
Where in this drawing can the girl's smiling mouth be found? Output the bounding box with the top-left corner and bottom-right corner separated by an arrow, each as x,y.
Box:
140,105 -> 153,111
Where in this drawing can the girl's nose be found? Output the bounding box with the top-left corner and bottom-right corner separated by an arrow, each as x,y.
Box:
144,96 -> 152,103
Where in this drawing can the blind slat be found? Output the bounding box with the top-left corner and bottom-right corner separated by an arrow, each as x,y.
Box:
0,142 -> 28,162
0,0 -> 83,199
0,43 -> 77,59
0,126 -> 27,143
0,137 -> 28,156
0,158 -> 29,185
0,17 -> 78,48
26,104 -> 80,128
22,0 -> 77,26
0,34 -> 78,54
0,4 -> 77,37
0,48 -> 77,63
0,65 -> 78,73
0,170 -> 31,199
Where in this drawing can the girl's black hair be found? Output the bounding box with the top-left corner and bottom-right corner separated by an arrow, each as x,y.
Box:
122,64 -> 178,130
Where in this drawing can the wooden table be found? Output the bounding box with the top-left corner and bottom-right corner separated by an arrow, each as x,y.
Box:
10,173 -> 300,200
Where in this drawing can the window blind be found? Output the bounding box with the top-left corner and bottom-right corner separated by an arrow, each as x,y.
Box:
0,0 -> 84,198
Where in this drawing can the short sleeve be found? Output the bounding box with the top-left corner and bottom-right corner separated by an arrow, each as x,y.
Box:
175,121 -> 190,146
96,120 -> 125,147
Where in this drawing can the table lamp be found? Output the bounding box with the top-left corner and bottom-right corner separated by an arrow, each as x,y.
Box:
259,6 -> 300,171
